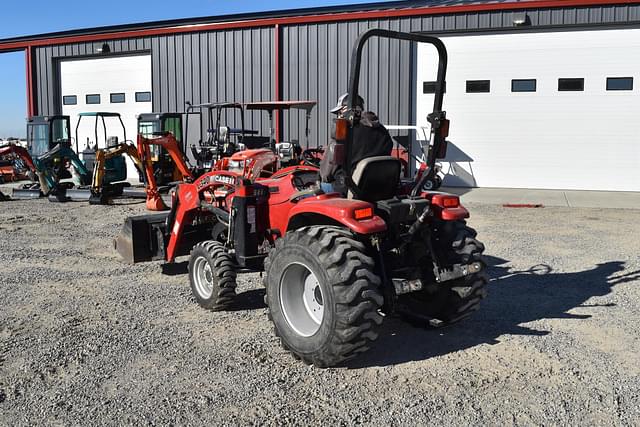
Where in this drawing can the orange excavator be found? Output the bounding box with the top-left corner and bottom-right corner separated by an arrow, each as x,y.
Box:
137,131 -> 194,211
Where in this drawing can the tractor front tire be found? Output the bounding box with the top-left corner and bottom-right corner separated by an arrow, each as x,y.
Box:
188,240 -> 237,311
398,220 -> 488,327
264,226 -> 384,367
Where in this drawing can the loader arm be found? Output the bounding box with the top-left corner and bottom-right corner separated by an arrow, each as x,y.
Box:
137,133 -> 194,211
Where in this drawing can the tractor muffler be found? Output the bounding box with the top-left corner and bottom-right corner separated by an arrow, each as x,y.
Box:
114,212 -> 169,264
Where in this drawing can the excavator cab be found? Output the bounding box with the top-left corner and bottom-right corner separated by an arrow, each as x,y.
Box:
137,113 -> 184,185
26,115 -> 71,157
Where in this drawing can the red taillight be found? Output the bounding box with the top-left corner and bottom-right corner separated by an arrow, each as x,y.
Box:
354,207 -> 373,220
432,194 -> 459,208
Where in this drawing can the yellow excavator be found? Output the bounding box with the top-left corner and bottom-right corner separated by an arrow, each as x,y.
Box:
89,142 -> 147,205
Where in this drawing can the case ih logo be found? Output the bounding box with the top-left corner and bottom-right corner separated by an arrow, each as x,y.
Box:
196,174 -> 237,190
211,175 -> 236,186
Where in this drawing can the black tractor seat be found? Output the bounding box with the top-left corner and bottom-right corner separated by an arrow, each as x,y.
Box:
348,156 -> 402,203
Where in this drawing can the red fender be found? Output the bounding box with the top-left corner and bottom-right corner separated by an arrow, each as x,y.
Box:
287,195 -> 386,235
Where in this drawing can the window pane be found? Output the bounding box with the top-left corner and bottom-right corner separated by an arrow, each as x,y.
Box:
164,117 -> 182,142
511,79 -> 537,92
30,124 -> 50,156
63,95 -> 77,105
51,118 -> 69,142
110,93 -> 126,103
86,94 -> 101,104
423,81 -> 446,94
135,91 -> 152,102
606,77 -> 633,91
558,78 -> 584,91
466,80 -> 490,93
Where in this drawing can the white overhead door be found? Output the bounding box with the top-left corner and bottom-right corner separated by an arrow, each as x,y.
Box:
60,55 -> 152,179
416,29 -> 640,192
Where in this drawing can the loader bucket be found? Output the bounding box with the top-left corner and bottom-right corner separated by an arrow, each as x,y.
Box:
11,187 -> 43,199
114,212 -> 169,264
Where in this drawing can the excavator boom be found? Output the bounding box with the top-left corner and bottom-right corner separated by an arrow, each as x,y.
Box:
137,133 -> 195,211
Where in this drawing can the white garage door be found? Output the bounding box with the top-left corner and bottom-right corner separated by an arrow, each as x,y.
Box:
60,55 -> 152,179
416,28 -> 640,192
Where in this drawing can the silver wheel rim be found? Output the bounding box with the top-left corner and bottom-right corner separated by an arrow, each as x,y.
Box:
279,262 -> 325,337
193,256 -> 214,299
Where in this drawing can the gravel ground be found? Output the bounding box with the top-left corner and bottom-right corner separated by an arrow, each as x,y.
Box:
0,196 -> 639,425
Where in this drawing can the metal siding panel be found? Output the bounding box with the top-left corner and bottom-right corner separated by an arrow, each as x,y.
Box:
478,12 -> 491,28
563,8 -> 577,25
46,48 -> 55,114
191,33 -> 201,106
307,24 -> 318,148
180,34 -> 190,110
615,5 -> 628,22
445,14 -> 456,30
220,32 -> 229,103
576,8 -> 590,24
602,6 -> 615,22
538,9 -> 552,25
456,14 -> 467,30
209,33 -> 219,103
421,16 -> 433,32
554,9 -> 568,25
163,36 -> 173,113
199,33 -> 208,106
151,37 -> 162,112
317,23 -> 328,148
387,20 -> 401,126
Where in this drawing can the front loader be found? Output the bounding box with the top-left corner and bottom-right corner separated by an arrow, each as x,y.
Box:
115,30 -> 487,368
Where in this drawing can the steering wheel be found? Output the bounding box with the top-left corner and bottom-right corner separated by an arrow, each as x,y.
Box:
301,148 -> 324,168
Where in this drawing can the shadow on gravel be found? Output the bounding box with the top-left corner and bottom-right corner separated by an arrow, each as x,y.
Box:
231,289 -> 267,311
347,257 -> 638,368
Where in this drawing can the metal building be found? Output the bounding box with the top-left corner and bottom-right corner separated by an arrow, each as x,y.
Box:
0,0 -> 638,190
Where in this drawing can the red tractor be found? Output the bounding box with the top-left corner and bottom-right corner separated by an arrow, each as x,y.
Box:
115,29 -> 487,367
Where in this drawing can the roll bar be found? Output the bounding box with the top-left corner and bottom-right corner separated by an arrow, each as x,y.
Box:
344,29 -> 448,194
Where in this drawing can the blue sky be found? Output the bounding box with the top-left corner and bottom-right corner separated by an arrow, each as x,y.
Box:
0,0 -> 393,138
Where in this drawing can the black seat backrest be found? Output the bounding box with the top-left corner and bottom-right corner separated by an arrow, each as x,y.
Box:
350,156 -> 401,202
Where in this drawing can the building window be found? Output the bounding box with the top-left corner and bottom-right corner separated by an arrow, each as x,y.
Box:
606,77 -> 633,91
110,93 -> 126,103
558,78 -> 584,92
63,95 -> 77,105
86,94 -> 101,104
135,91 -> 152,102
423,81 -> 446,94
466,80 -> 490,93
511,79 -> 537,92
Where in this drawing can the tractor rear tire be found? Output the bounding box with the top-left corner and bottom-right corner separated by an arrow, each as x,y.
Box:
264,226 -> 384,367
188,240 -> 237,311
398,220 -> 488,327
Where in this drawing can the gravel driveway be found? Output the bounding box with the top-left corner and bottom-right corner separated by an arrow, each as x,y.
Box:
0,197 -> 639,425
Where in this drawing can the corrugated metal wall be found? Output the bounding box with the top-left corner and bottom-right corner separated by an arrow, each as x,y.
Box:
34,28 -> 275,137
33,3 -> 640,147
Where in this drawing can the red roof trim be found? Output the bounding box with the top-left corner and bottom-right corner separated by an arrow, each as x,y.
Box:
1,0 -> 638,51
